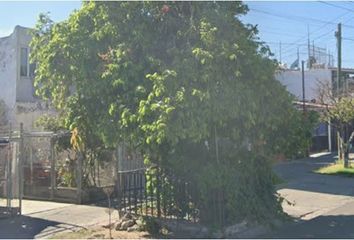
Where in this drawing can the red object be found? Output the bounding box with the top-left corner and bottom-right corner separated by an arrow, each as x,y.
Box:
161,5 -> 170,14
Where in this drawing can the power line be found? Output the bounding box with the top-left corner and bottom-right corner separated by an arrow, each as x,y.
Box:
276,13 -> 354,59
260,30 -> 305,38
251,6 -> 354,58
281,51 -> 308,60
249,8 -> 354,29
263,41 -> 308,46
319,1 -> 354,13
248,6 -> 354,65
343,37 -> 354,42
267,12 -> 349,57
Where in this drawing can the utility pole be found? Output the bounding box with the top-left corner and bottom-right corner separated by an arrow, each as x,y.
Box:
312,40 -> 315,61
335,23 -> 348,167
302,60 -> 305,114
335,23 -> 342,95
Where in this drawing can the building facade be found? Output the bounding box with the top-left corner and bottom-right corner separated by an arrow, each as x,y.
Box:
0,26 -> 52,130
276,67 -> 354,153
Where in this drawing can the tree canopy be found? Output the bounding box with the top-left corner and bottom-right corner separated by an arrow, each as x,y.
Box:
31,1 -> 309,226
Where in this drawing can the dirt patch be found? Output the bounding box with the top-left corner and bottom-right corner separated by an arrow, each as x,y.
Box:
49,226 -> 152,239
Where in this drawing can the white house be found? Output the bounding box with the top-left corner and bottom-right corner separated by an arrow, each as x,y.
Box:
275,67 -> 354,153
0,26 -> 53,130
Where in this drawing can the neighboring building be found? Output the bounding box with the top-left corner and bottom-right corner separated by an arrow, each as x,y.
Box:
276,67 -> 354,153
276,67 -> 354,102
0,26 -> 52,130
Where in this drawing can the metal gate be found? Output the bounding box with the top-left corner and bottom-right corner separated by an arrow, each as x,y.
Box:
0,127 -> 22,218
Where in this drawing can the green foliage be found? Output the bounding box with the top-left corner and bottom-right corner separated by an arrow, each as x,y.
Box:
317,81 -> 354,165
139,216 -> 160,235
315,163 -> 354,177
57,161 -> 76,187
279,110 -> 319,159
323,97 -> 354,124
35,114 -> 64,132
30,2 -> 302,227
271,172 -> 285,185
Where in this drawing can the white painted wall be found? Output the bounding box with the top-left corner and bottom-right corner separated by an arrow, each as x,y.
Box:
16,26 -> 36,103
0,26 -> 54,130
0,29 -> 17,121
275,69 -> 332,101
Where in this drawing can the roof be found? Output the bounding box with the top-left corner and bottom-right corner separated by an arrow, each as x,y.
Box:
293,101 -> 333,109
0,25 -> 32,41
328,67 -> 354,72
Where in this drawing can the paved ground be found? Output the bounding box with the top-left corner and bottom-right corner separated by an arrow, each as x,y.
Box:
2,153 -> 354,239
268,153 -> 354,238
0,199 -> 119,239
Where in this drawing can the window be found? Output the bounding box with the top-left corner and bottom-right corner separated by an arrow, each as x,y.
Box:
20,47 -> 28,77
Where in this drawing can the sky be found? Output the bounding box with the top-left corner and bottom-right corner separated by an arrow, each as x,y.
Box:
242,1 -> 354,68
0,1 -> 81,36
1,1 -> 354,68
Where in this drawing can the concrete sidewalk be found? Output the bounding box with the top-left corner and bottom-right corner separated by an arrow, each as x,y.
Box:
0,199 -> 119,239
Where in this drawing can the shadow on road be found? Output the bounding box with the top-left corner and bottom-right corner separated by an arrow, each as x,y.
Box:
273,153 -> 354,197
268,214 -> 354,238
0,215 -> 83,239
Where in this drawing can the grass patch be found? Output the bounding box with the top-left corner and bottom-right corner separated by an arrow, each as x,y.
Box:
315,163 -> 354,177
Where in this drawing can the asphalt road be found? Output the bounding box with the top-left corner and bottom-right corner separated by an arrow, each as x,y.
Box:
268,153 -> 354,238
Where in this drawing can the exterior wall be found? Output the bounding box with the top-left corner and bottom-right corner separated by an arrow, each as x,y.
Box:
14,102 -> 55,131
0,29 -> 17,122
0,26 -> 53,130
276,69 -> 334,152
275,69 -> 332,101
15,26 -> 36,103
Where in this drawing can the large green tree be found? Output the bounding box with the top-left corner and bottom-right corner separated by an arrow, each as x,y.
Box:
31,1 -> 307,226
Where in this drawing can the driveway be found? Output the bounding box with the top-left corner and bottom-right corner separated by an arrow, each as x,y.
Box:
0,199 -> 118,239
269,153 -> 354,238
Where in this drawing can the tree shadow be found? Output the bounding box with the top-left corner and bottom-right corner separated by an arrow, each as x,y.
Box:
274,153 -> 354,197
267,215 -> 354,238
0,215 -> 83,239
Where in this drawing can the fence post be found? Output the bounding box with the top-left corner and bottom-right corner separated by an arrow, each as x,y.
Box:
6,124 -> 12,209
50,136 -> 55,200
76,152 -> 83,204
116,145 -> 123,216
156,167 -> 161,218
18,123 -> 24,215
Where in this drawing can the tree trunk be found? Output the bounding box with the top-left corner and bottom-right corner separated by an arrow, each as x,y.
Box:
344,131 -> 354,168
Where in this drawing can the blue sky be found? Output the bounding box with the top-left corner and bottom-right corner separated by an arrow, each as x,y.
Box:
0,1 -> 81,36
1,1 -> 354,68
243,1 -> 354,68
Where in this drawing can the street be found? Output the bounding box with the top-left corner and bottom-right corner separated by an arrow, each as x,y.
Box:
269,153 -> 354,238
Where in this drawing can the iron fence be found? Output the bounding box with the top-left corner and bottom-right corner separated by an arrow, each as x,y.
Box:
0,126 -> 21,218
116,166 -> 199,223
